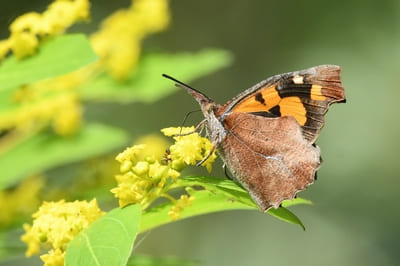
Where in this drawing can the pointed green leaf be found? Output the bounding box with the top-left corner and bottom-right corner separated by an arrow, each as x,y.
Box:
268,207 -> 306,230
65,204 -> 141,266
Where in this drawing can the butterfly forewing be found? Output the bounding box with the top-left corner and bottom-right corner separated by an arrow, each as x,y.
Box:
222,65 -> 345,143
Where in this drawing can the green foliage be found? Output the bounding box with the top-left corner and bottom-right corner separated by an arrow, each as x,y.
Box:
80,49 -> 233,102
65,204 -> 141,266
140,176 -> 309,232
0,123 -> 128,189
69,176 -> 309,263
0,34 -> 97,91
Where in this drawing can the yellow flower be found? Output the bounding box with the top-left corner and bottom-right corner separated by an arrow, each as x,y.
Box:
161,127 -> 217,172
0,90 -> 83,136
9,12 -> 42,33
0,39 -> 11,59
116,144 -> 145,165
40,248 -> 65,266
161,126 -> 196,136
10,32 -> 38,59
2,0 -> 90,60
90,0 -> 170,80
51,94 -> 83,136
111,144 -> 180,209
21,199 -> 104,264
0,176 -> 44,227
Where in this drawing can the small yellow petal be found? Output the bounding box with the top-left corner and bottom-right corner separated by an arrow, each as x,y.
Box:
161,126 -> 195,137
10,32 -> 38,59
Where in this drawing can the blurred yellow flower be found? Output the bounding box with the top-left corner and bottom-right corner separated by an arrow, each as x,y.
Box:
2,0 -> 90,60
0,91 -> 83,137
10,32 -> 38,59
90,0 -> 170,80
0,176 -> 44,227
51,94 -> 83,136
21,199 -> 104,265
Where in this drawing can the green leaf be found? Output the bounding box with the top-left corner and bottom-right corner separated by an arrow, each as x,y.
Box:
127,255 -> 198,266
0,34 -> 97,91
281,197 -> 313,208
140,188 -> 252,233
140,176 -> 309,232
0,123 -> 128,189
65,204 -> 141,266
268,207 -> 306,230
80,49 -> 233,102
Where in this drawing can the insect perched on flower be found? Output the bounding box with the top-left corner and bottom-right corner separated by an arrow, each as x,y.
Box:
163,65 -> 346,211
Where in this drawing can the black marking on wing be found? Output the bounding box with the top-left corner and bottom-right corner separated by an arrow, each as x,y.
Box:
255,93 -> 265,105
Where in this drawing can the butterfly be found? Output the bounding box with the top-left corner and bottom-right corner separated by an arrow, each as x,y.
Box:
163,65 -> 346,212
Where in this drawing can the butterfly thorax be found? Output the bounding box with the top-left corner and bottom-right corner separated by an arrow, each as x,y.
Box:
202,103 -> 227,146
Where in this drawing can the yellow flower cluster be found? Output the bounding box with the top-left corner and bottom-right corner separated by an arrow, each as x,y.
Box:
90,0 -> 170,80
0,176 -> 44,227
21,199 -> 104,266
111,127 -> 216,218
162,126 -> 217,172
0,0 -> 90,60
111,145 -> 180,209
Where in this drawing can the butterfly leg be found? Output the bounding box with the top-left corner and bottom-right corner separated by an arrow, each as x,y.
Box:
223,163 -> 234,180
196,142 -> 217,167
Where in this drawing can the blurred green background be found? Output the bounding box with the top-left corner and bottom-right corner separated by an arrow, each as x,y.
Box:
1,1 -> 400,265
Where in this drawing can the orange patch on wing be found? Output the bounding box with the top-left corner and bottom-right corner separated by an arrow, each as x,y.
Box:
233,85 -> 281,113
310,84 -> 326,101
279,96 -> 307,125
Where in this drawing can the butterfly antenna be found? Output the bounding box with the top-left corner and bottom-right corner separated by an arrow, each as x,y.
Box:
162,74 -> 213,103
162,74 -> 199,92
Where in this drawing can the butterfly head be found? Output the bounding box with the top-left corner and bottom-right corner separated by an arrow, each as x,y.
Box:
162,74 -> 226,144
162,73 -> 218,114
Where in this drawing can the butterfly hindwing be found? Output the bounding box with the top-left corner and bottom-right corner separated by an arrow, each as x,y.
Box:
220,112 -> 320,211
222,65 -> 345,143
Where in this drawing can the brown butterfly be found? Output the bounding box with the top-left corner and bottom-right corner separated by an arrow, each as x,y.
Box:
163,65 -> 345,212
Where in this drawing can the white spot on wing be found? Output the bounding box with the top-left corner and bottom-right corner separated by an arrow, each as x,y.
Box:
293,75 -> 304,84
